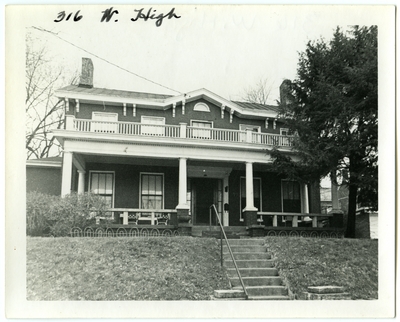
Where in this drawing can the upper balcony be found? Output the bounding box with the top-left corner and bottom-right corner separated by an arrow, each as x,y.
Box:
58,115 -> 294,149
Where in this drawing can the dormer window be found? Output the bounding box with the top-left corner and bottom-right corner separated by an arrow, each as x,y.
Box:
193,102 -> 210,112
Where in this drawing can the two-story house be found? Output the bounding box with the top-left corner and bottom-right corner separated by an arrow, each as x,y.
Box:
47,58 -> 330,237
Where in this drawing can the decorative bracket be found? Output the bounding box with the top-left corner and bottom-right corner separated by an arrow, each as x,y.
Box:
182,100 -> 186,115
273,119 -> 277,130
133,104 -> 136,117
265,118 -> 269,129
123,103 -> 127,116
172,103 -> 176,117
229,110 -> 234,123
221,105 -> 225,119
75,99 -> 79,113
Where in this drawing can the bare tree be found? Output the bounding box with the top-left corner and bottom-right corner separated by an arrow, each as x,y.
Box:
241,78 -> 274,105
25,32 -> 78,160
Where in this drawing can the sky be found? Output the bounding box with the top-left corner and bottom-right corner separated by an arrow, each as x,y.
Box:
24,5 -> 387,105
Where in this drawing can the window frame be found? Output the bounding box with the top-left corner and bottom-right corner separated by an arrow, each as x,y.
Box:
193,102 -> 210,112
280,179 -> 301,213
88,170 -> 116,209
190,120 -> 213,139
139,172 -> 165,210
140,116 -> 166,136
91,112 -> 119,133
239,176 -> 262,221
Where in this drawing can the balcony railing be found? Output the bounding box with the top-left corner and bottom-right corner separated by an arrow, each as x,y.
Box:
66,116 -> 293,147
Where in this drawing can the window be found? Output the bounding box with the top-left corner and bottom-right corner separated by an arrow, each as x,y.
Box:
92,112 -> 118,133
240,177 -> 261,221
89,171 -> 115,208
140,173 -> 164,209
190,120 -> 213,139
239,124 -> 261,143
193,102 -> 210,112
141,116 -> 165,136
280,128 -> 290,146
281,180 -> 301,213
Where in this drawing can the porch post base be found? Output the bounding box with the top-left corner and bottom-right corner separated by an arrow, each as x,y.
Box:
328,209 -> 344,228
248,225 -> 265,237
175,207 -> 190,227
243,209 -> 258,227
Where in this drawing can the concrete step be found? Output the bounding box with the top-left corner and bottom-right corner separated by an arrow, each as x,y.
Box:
214,289 -> 245,299
224,252 -> 271,260
223,245 -> 267,253
247,295 -> 290,301
223,238 -> 265,246
230,276 -> 283,287
224,259 -> 275,268
235,285 -> 288,297
226,267 -> 279,277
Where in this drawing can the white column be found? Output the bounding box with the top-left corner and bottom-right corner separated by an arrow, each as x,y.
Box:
177,158 -> 189,209
61,151 -> 73,197
65,115 -> 75,130
223,176 -> 229,226
77,170 -> 85,194
304,183 -> 309,213
244,162 -> 257,211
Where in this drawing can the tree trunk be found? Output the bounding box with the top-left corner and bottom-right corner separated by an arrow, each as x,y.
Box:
345,183 -> 358,238
345,155 -> 359,238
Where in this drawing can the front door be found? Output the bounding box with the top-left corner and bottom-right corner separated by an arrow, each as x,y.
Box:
190,178 -> 221,225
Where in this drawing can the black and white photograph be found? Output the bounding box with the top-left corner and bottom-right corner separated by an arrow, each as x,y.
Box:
4,3 -> 395,319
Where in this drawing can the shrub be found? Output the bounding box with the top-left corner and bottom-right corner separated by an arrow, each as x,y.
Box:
26,192 -> 110,237
26,191 -> 58,236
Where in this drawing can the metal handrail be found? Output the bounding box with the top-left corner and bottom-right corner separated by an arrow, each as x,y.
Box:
209,204 -> 248,300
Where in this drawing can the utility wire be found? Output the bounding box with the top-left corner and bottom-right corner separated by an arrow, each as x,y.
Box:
31,26 -> 182,95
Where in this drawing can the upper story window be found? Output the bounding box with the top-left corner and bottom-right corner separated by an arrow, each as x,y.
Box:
92,112 -> 118,133
280,128 -> 289,136
141,116 -> 165,136
239,124 -> 261,143
190,120 -> 213,139
193,102 -> 210,112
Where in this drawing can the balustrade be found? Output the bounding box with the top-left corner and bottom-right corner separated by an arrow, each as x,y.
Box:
70,118 -> 293,147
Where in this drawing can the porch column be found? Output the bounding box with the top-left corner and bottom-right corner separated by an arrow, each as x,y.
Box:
175,157 -> 189,226
244,162 -> 257,211
243,162 -> 258,227
77,170 -> 86,194
303,183 -> 309,213
61,151 -> 73,197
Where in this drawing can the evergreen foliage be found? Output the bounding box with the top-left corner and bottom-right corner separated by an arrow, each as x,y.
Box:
272,26 -> 378,238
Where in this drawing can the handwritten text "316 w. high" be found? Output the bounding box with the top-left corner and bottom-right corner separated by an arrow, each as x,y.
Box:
55,7 -> 181,27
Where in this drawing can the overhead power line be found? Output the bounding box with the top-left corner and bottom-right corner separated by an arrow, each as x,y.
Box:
31,26 -> 182,95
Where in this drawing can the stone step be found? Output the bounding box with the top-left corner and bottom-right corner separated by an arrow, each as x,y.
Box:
224,259 -> 275,268
226,267 -> 279,277
223,245 -> 267,253
235,285 -> 288,297
230,276 -> 283,287
224,252 -> 271,260
223,238 -> 265,246
247,295 -> 290,301
214,289 -> 245,299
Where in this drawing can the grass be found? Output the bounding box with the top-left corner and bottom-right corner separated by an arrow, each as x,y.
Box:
26,237 -> 230,300
264,237 -> 378,300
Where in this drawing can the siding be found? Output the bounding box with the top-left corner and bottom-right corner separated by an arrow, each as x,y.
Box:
26,167 -> 62,196
68,98 -> 286,134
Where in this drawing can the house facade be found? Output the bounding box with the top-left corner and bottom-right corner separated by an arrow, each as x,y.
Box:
51,58 -> 322,232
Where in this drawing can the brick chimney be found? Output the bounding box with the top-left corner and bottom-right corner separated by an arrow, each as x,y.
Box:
279,79 -> 292,106
79,58 -> 94,88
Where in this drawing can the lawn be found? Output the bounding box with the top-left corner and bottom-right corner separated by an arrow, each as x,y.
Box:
27,236 -> 378,301
264,237 -> 378,300
26,237 -> 230,300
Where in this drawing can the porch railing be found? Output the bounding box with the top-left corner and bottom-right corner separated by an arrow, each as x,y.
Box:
97,208 -> 177,226
210,204 -> 248,300
67,117 -> 293,147
257,212 -> 332,228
